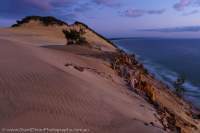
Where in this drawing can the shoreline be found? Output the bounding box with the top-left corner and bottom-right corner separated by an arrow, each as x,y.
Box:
115,43 -> 200,109
109,47 -> 200,132
112,43 -> 200,108
105,40 -> 200,132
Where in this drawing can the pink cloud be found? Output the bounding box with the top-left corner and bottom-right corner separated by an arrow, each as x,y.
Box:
174,0 -> 192,11
24,0 -> 74,11
24,0 -> 52,10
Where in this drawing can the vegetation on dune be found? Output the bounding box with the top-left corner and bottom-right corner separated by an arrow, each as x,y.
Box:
74,21 -> 117,48
11,16 -> 68,27
11,16 -> 117,50
111,50 -> 144,84
62,29 -> 88,45
111,50 -> 147,76
110,51 -> 198,132
174,75 -> 186,97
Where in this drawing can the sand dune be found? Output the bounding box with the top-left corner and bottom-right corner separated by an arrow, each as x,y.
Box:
0,27 -> 168,133
0,17 -> 199,133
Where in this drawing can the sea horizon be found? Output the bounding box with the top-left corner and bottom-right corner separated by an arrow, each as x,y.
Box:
110,36 -> 200,40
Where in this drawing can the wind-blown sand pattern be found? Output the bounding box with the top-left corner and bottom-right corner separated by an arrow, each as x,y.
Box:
0,17 -> 199,133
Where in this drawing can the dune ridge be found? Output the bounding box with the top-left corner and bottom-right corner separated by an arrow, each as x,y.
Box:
0,16 -> 199,133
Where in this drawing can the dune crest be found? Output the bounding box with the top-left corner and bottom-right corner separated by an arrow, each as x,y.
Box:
11,16 -> 117,52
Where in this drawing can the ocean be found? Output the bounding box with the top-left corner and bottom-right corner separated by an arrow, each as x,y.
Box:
112,38 -> 200,108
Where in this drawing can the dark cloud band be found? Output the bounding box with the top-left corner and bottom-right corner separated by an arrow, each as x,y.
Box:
141,26 -> 200,32
121,9 -> 165,18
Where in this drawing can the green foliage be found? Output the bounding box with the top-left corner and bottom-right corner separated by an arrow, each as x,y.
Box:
11,16 -> 67,27
143,68 -> 149,75
62,29 -> 88,45
175,86 -> 185,97
74,21 -> 117,48
174,75 -> 186,97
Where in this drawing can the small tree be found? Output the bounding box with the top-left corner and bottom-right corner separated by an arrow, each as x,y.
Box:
62,29 -> 88,45
174,75 -> 186,97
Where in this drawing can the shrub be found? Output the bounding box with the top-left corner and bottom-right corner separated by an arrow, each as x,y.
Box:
175,86 -> 185,97
174,75 -> 186,97
11,16 -> 67,27
143,68 -> 149,75
74,21 -> 117,48
62,29 -> 88,45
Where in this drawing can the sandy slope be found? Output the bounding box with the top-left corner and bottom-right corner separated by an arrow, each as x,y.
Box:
0,27 -> 168,133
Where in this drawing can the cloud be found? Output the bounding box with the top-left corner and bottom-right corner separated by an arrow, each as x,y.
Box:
74,2 -> 92,12
147,9 -> 165,14
93,0 -> 121,7
122,9 -> 145,17
0,0 -> 87,20
121,9 -> 165,18
24,0 -> 52,10
174,0 -> 192,11
0,0 -> 123,21
0,0 -> 40,18
183,10 -> 199,15
141,26 -> 200,32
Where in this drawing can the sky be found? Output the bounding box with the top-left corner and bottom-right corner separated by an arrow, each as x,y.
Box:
1,0 -> 200,38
